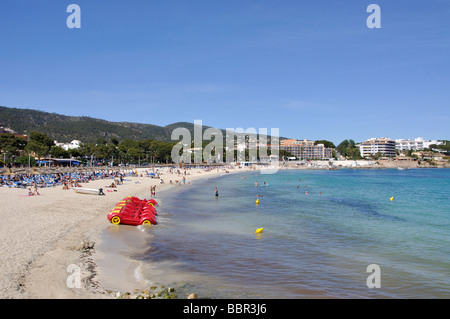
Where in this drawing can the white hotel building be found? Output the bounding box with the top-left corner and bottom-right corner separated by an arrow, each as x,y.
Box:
395,137 -> 443,151
358,137 -> 396,158
54,140 -> 82,151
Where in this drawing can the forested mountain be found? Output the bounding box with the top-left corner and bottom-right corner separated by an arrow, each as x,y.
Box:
0,105 -> 223,143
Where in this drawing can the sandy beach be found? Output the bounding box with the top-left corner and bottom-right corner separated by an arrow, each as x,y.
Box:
0,165 -> 237,299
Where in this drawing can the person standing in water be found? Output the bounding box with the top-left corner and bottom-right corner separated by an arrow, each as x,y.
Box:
214,186 -> 219,197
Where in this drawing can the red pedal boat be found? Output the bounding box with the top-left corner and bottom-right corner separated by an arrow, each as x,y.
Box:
107,196 -> 158,226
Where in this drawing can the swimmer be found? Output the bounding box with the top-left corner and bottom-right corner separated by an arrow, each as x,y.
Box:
214,186 -> 219,197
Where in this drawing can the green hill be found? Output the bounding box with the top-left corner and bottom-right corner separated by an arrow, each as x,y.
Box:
0,105 -> 282,144
0,106 -> 218,143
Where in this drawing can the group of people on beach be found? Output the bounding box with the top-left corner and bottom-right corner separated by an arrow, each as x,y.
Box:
155,167 -> 194,186
27,183 -> 40,196
1,169 -> 130,188
165,176 -> 191,186
0,169 -> 139,198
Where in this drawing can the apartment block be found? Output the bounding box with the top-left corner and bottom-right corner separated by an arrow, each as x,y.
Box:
358,137 -> 396,158
395,137 -> 443,151
280,139 -> 333,160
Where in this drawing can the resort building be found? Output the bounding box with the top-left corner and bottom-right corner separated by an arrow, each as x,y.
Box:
280,139 -> 333,160
358,137 -> 396,158
395,137 -> 443,151
54,140 -> 82,151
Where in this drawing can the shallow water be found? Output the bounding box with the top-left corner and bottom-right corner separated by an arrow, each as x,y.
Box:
99,169 -> 450,298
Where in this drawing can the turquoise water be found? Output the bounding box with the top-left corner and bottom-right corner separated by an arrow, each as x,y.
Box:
118,169 -> 450,298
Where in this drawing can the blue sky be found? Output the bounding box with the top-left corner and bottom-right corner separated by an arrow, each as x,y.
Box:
0,0 -> 449,144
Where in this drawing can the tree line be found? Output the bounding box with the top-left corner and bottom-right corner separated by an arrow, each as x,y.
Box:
1,131 -> 289,166
0,132 -> 176,167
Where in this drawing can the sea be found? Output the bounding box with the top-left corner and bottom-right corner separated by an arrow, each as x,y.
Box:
98,168 -> 450,298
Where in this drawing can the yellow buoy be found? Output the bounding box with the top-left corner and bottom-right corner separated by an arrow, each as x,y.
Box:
390,196 -> 394,201
256,199 -> 259,205
255,228 -> 263,234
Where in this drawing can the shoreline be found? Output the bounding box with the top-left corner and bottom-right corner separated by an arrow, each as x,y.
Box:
0,165 -> 241,298
91,172 -> 226,298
